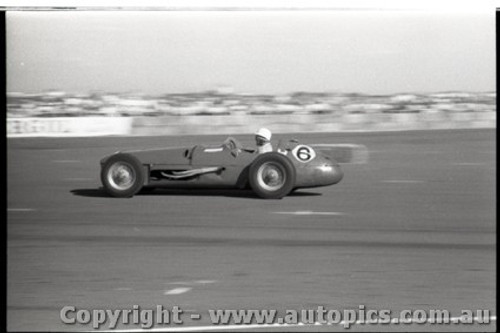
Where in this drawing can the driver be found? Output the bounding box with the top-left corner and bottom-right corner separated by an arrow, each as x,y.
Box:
255,128 -> 273,154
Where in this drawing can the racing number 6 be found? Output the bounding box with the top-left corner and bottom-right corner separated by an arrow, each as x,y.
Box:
292,145 -> 316,163
297,147 -> 311,161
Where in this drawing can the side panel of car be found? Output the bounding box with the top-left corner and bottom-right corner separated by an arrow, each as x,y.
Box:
124,147 -> 193,165
190,145 -> 256,167
144,165 -> 248,188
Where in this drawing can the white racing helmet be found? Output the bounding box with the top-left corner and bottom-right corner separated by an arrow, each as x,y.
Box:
255,128 -> 272,142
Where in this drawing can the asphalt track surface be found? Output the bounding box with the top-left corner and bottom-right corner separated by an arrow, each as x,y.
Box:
7,129 -> 496,332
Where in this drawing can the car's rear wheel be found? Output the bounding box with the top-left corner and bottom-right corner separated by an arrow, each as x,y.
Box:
249,152 -> 296,199
101,154 -> 144,198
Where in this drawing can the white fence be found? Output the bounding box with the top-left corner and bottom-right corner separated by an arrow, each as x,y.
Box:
6,112 -> 496,138
7,117 -> 133,137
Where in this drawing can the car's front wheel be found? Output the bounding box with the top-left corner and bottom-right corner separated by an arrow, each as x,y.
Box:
249,152 -> 296,199
101,154 -> 145,198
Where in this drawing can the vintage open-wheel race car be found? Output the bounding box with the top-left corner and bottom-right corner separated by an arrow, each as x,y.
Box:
100,137 -> 343,199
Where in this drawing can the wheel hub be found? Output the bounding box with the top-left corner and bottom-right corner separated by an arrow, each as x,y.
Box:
107,162 -> 136,191
257,162 -> 286,191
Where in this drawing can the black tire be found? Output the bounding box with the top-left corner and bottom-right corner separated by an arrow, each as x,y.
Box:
249,152 -> 296,199
101,154 -> 145,198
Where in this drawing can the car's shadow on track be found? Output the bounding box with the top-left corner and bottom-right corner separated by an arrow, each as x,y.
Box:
71,188 -> 110,198
70,188 -> 322,199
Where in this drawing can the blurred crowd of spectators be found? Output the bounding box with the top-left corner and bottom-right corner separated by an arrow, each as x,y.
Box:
7,90 -> 496,118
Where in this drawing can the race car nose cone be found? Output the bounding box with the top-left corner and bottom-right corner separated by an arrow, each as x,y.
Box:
293,153 -> 344,188
318,164 -> 333,173
317,163 -> 343,185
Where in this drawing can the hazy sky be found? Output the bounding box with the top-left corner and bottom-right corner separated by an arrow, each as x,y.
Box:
7,10 -> 495,94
